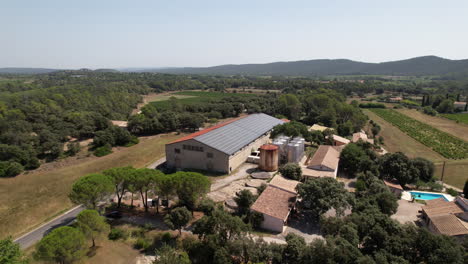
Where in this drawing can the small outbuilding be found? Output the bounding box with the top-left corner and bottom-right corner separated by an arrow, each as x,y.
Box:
383,180 -> 403,197
304,145 -> 341,179
329,135 -> 350,146
250,186 -> 296,233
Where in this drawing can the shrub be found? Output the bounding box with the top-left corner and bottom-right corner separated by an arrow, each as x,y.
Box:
134,238 -> 151,250
0,161 -> 24,177
258,183 -> 267,194
446,188 -> 459,197
108,228 -> 126,240
94,144 -> 113,157
198,198 -> 215,215
359,102 -> 386,108
423,106 -> 438,116
249,211 -> 264,228
279,163 -> 303,181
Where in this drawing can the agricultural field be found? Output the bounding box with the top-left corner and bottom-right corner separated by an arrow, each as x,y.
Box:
150,91 -> 256,110
364,110 -> 467,188
0,133 -> 183,240
396,109 -> 468,142
441,113 -> 468,125
369,109 -> 468,159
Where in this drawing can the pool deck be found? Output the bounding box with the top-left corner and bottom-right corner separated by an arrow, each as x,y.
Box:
401,191 -> 455,202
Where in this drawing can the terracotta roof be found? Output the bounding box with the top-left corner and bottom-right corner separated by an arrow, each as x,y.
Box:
269,175 -> 300,194
251,186 -> 296,220
309,124 -> 331,132
302,169 -> 336,178
352,132 -> 374,144
280,118 -> 290,123
169,116 -> 245,144
331,135 -> 350,144
430,214 -> 468,236
423,199 -> 464,218
383,180 -> 403,190
307,145 -> 340,170
111,120 -> 128,127
454,101 -> 467,106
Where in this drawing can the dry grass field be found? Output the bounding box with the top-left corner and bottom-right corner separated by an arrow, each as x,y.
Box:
396,109 -> 468,142
0,133 -> 183,239
364,110 -> 468,189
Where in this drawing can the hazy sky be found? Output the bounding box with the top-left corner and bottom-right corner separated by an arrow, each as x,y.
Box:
2,0 -> 468,69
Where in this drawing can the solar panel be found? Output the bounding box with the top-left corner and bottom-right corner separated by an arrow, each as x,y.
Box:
194,113 -> 284,155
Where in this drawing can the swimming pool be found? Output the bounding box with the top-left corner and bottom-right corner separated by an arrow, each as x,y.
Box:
410,191 -> 448,201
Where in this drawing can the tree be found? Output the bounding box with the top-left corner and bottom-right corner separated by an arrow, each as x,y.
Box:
0,237 -> 28,264
279,163 -> 303,181
173,172 -> 211,212
34,226 -> 87,264
103,166 -> 135,208
164,206 -> 192,235
132,168 -> 163,212
297,177 -> 353,219
282,233 -> 306,264
234,189 -> 256,215
411,157 -> 434,182
464,180 -> 468,198
154,244 -> 191,264
0,161 -> 23,177
69,173 -> 114,209
278,94 -> 301,120
270,121 -> 309,140
379,152 -> 418,186
339,143 -> 371,177
193,207 -> 249,245
76,209 -> 110,247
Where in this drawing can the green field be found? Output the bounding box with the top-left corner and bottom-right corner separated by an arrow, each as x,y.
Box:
150,91 -> 256,110
441,113 -> 468,125
369,109 -> 468,159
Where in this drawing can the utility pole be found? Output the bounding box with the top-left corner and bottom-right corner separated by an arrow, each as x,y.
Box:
440,161 -> 446,182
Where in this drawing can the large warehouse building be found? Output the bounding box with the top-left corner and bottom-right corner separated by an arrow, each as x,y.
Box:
165,113 -> 285,173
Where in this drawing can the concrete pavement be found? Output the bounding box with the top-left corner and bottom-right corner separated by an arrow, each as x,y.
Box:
14,205 -> 85,249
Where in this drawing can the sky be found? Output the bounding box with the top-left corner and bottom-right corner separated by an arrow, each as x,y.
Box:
2,0 -> 468,69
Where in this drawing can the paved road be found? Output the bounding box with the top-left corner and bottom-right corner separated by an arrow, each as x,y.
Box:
14,205 -> 85,249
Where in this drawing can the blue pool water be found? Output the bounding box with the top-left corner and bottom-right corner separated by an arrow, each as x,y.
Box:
410,191 -> 448,201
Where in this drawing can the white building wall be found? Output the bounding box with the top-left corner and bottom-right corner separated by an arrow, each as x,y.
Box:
228,133 -> 271,173
259,213 -> 285,233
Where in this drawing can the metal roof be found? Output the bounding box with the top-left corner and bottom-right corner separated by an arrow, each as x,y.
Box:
194,113 -> 284,155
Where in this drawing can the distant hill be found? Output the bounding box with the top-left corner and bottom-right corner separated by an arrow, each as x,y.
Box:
0,68 -> 61,74
151,56 -> 468,76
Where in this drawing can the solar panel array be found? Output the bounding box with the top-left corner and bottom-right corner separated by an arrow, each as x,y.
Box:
194,113 -> 284,155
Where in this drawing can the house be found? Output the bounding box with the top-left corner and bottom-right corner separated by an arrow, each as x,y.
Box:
269,175 -> 300,194
383,180 -> 403,197
388,97 -> 403,103
111,120 -> 129,129
303,145 -> 341,178
165,113 -> 284,173
250,185 -> 296,233
309,124 -> 332,132
421,197 -> 468,238
454,101 -> 467,110
352,132 -> 374,144
329,135 -> 350,146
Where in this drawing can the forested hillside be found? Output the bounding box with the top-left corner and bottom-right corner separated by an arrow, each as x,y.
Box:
0,71 -> 466,177
154,56 -> 468,77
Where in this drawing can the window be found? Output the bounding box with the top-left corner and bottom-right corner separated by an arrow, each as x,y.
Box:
182,144 -> 204,152
175,148 -> 180,154
207,152 -> 213,158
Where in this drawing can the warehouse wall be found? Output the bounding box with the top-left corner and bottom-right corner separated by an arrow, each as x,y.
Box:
228,133 -> 271,173
166,139 -> 229,173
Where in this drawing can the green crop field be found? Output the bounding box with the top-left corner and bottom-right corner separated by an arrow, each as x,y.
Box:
150,91 -> 256,110
369,109 -> 468,159
441,113 -> 468,125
